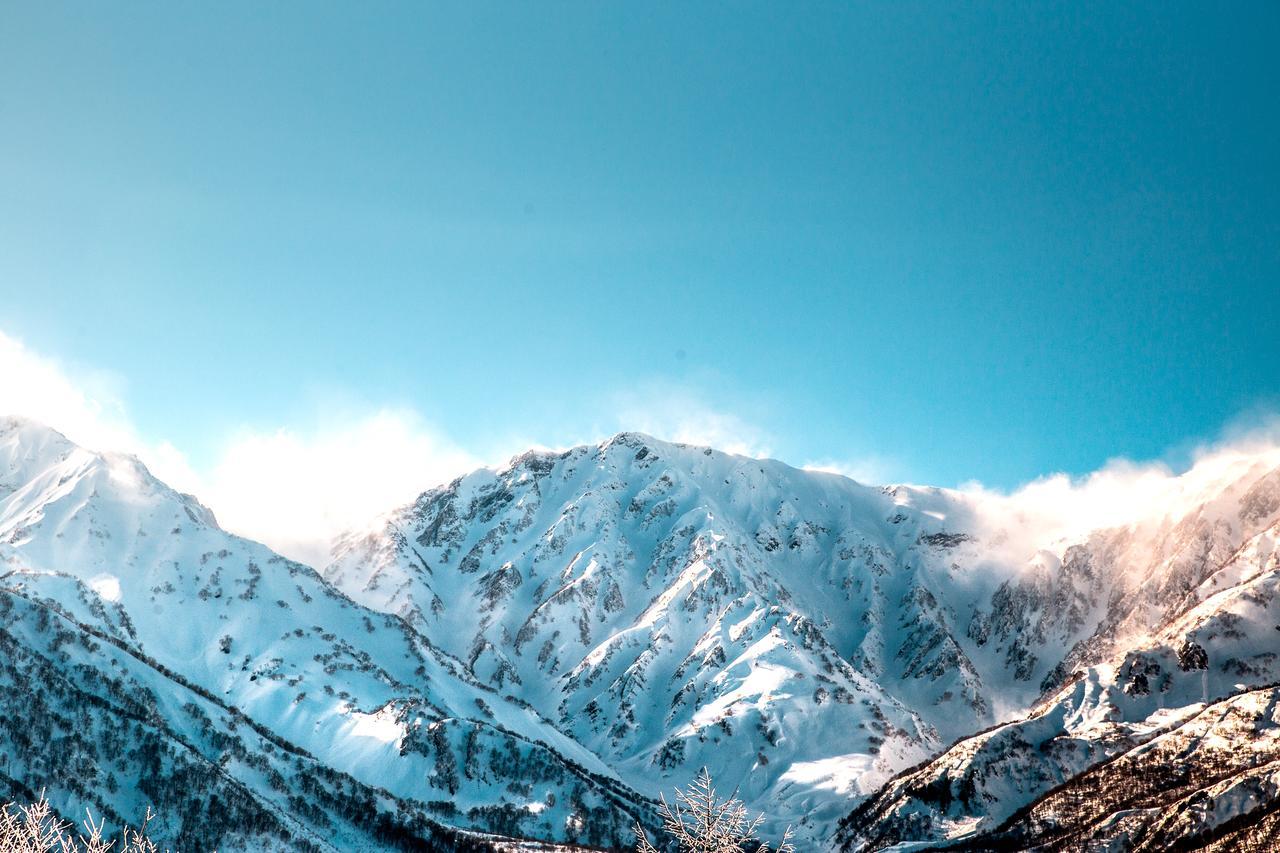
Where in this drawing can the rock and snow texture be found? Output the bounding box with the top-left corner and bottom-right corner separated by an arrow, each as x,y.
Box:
6,415 -> 1280,851
325,433 -> 1280,850
837,454 -> 1280,851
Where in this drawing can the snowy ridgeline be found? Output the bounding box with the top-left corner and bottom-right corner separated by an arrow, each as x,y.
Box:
4,415 -> 1280,850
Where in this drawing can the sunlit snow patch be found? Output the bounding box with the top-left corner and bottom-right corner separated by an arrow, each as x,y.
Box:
88,574 -> 121,602
780,753 -> 879,796
942,816 -> 984,839
347,705 -> 406,745
687,644 -> 791,729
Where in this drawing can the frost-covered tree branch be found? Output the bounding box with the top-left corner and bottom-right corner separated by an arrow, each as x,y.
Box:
634,768 -> 794,853
0,797 -> 167,853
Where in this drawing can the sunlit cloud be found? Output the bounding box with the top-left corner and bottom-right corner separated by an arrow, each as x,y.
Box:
959,420 -> 1280,557
0,330 -> 134,451
199,411 -> 480,568
0,330 -> 201,491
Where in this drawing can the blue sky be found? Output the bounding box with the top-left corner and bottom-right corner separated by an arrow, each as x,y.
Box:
2,2 -> 1279,514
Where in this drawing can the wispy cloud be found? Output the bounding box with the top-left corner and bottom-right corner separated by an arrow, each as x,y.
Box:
959,417 -> 1280,555
607,380 -> 774,458
0,330 -> 133,450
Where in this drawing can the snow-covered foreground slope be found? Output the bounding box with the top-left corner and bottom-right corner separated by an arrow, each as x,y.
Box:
0,418 -> 653,850
841,679 -> 1280,852
7,415 -> 1280,851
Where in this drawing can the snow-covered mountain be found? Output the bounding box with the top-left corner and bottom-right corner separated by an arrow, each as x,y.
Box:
0,417 -> 652,850
324,433 -> 1280,849
6,415 -> 1280,851
324,432 -> 1013,842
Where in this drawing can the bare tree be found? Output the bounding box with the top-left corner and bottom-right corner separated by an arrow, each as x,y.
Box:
78,808 -> 162,853
634,768 -> 794,853
0,797 -> 68,853
1,797 -> 167,853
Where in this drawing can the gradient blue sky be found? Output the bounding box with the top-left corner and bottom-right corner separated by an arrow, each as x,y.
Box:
3,1 -> 1279,490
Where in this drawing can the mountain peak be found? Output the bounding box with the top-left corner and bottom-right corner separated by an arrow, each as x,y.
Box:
0,414 -> 221,535
0,414 -> 86,493
0,413 -> 77,452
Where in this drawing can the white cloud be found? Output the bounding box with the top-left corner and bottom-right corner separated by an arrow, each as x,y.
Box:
0,330 -> 479,566
959,423 -> 1280,557
0,331 -> 201,490
200,412 -> 478,568
0,330 -> 134,450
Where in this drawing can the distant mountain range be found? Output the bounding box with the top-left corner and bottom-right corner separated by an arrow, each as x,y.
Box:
4,415 -> 1279,850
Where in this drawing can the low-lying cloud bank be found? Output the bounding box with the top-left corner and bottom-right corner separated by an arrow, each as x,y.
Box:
0,331 -> 480,566
3,328 -> 1279,569
957,415 -> 1280,561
